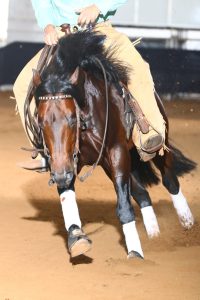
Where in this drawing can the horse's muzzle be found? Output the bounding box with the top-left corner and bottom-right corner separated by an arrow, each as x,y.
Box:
51,170 -> 74,188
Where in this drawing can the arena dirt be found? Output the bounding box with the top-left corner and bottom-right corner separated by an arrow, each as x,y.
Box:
0,92 -> 200,300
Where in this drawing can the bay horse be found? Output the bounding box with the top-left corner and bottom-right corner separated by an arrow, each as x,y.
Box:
29,30 -> 196,259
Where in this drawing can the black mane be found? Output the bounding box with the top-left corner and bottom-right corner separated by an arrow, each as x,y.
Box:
36,30 -> 130,97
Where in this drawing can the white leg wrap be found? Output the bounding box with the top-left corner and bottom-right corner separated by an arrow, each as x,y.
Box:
141,206 -> 160,238
170,189 -> 194,229
123,221 -> 144,258
60,190 -> 82,231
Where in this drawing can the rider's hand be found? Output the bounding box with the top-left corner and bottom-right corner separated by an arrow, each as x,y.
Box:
76,4 -> 101,27
44,24 -> 59,45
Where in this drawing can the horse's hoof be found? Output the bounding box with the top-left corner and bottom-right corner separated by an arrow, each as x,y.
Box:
127,251 -> 144,260
68,226 -> 92,258
70,237 -> 92,258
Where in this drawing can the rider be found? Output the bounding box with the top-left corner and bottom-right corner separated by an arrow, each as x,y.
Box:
14,0 -> 166,170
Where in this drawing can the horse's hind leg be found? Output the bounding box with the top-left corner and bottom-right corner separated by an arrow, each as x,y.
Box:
130,172 -> 160,238
153,152 -> 194,229
57,182 -> 92,257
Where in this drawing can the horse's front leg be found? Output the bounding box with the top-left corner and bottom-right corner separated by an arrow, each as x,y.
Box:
104,145 -> 144,259
57,180 -> 92,258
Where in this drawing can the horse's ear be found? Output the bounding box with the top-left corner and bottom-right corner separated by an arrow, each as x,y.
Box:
69,67 -> 79,85
32,69 -> 42,87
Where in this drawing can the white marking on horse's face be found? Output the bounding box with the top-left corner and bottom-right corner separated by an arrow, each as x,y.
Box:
171,189 -> 194,229
141,206 -> 160,238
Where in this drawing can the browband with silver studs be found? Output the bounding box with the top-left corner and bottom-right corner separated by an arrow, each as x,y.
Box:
38,94 -> 72,101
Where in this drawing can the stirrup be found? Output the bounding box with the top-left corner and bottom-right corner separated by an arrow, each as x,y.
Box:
137,149 -> 156,162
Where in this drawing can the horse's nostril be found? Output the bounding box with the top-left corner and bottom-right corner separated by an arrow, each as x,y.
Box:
65,171 -> 73,181
50,171 -> 55,177
52,170 -> 74,187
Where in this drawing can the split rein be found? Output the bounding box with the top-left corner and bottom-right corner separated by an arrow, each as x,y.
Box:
73,57 -> 109,182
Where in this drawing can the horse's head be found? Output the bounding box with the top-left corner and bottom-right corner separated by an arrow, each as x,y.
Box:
33,67 -> 80,188
31,31 -> 130,188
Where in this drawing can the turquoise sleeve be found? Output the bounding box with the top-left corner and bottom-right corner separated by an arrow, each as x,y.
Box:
31,0 -> 56,28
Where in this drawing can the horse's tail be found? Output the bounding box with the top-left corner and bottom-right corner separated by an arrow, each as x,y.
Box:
130,144 -> 197,188
167,143 -> 197,176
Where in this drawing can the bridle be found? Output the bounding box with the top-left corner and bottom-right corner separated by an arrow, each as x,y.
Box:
23,23 -> 110,184
37,93 -> 80,182
37,56 -> 109,184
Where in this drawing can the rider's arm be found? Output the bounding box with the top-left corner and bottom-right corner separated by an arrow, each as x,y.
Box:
31,0 -> 56,29
77,1 -> 127,27
31,0 -> 58,45
95,0 -> 127,16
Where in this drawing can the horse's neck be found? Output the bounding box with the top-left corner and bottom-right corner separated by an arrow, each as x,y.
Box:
81,77 -> 102,114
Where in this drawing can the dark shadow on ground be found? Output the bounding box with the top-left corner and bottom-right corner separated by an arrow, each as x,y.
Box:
21,175 -> 200,264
